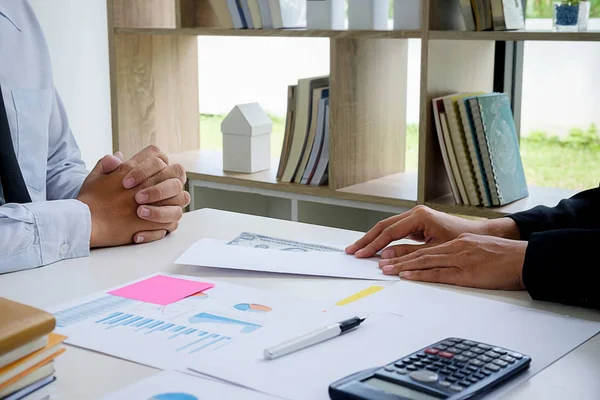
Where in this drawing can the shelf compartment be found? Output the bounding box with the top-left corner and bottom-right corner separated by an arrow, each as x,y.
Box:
115,27 -> 422,39
426,186 -> 578,218
112,0 -> 218,29
170,150 -> 418,208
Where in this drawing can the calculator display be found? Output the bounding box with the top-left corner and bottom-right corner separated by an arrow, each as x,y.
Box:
363,377 -> 445,400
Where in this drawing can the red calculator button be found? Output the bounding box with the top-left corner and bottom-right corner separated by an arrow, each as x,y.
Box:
425,348 -> 439,355
439,351 -> 454,359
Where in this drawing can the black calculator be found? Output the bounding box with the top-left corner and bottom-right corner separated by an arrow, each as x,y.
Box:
329,337 -> 531,400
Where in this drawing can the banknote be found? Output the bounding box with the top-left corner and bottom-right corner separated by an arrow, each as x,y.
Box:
227,233 -> 343,252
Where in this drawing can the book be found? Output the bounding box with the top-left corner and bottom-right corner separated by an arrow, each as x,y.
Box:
276,85 -> 297,180
458,0 -> 476,31
280,75 -> 329,183
475,93 -> 528,205
239,0 -> 254,28
0,337 -> 47,370
208,0 -> 235,29
0,333 -> 66,389
247,0 -> 263,28
470,0 -> 493,31
491,0 -> 524,31
293,86 -> 329,183
257,0 -> 273,28
310,99 -> 330,186
439,109 -> 469,204
432,97 -> 462,205
0,362 -> 54,399
227,0 -> 246,29
268,0 -> 307,29
301,91 -> 329,184
0,298 -> 55,365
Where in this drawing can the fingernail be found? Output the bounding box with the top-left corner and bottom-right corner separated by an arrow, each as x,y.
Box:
382,265 -> 394,273
114,151 -> 123,159
136,192 -> 149,203
399,271 -> 410,278
379,259 -> 390,267
136,236 -> 145,243
140,207 -> 151,217
355,249 -> 365,257
381,249 -> 394,259
124,177 -> 135,188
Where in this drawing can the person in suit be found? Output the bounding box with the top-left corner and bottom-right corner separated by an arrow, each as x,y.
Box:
0,1 -> 189,274
346,187 -> 599,310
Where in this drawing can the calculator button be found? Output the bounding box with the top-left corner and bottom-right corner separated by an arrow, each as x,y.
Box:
454,362 -> 466,368
394,362 -> 406,368
454,355 -> 469,363
421,359 -> 433,365
464,340 -> 478,346
410,355 -> 421,362
441,340 -> 456,347
459,380 -> 472,387
407,365 -> 418,371
493,359 -> 508,368
439,351 -> 454,359
468,376 -> 480,383
469,359 -> 485,367
447,365 -> 458,372
439,381 -> 452,388
425,348 -> 439,355
440,359 -> 452,365
471,347 -> 485,354
446,376 -> 458,383
433,362 -> 445,368
416,352 -> 427,358
414,362 -> 425,368
456,344 -> 470,350
402,358 -> 413,363
485,363 -> 501,372
426,366 -> 438,372
480,369 -> 492,376
493,347 -> 508,355
466,365 -> 478,372
477,355 -> 492,363
409,370 -> 439,383
477,343 -> 492,350
484,351 -> 500,359
448,338 -> 463,343
453,373 -> 466,380
396,368 -> 408,375
440,368 -> 453,375
446,347 -> 461,354
462,351 -> 477,358
384,365 -> 395,372
510,352 -> 524,360
434,345 -> 448,351
500,355 -> 516,363
450,385 -> 464,392
474,373 -> 485,380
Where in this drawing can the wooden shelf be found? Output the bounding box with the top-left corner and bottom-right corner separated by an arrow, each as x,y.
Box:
170,150 -> 418,208
429,30 -> 600,42
426,186 -> 578,218
115,27 -> 422,39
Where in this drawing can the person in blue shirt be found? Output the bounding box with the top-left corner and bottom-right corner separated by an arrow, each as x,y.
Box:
0,1 -> 189,273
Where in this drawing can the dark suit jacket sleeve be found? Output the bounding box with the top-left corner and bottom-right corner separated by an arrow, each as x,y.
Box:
506,186 -> 600,239
521,229 -> 599,310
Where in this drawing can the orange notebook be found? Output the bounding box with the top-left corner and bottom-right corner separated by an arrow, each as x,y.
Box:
0,298 -> 56,356
0,333 -> 66,390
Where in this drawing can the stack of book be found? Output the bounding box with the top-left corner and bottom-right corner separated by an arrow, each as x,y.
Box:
209,0 -> 306,29
277,75 -> 330,186
458,0 -> 525,31
0,298 -> 66,400
432,92 -> 528,207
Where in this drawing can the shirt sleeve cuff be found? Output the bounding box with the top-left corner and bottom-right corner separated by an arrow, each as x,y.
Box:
23,199 -> 91,266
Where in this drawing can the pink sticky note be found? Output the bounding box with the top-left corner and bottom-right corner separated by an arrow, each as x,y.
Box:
108,275 -> 215,305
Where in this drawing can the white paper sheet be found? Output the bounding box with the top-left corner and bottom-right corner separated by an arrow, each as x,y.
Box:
48,273 -> 328,371
175,238 -> 399,281
188,282 -> 600,400
101,370 -> 278,400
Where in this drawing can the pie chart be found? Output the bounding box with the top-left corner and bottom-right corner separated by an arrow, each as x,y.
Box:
149,393 -> 198,400
233,303 -> 272,313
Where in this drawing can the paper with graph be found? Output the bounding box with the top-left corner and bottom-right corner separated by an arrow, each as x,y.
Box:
49,273 -> 326,370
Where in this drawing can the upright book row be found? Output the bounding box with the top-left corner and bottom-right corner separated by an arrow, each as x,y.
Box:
209,0 -> 306,29
432,92 -> 528,207
459,0 -> 525,31
277,75 -> 330,186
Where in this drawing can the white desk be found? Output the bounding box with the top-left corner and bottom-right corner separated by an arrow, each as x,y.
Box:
0,209 -> 598,400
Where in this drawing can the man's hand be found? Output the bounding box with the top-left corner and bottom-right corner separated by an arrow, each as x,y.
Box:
99,146 -> 190,243
345,205 -> 522,260
77,157 -> 180,248
379,233 -> 527,290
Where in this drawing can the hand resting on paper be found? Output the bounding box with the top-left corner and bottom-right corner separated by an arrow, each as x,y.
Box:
345,205 -> 526,290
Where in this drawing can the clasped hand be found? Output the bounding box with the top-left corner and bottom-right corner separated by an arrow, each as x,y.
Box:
346,206 -> 527,291
77,145 -> 190,247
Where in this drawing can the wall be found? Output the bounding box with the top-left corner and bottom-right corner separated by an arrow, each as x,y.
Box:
29,0 -> 112,169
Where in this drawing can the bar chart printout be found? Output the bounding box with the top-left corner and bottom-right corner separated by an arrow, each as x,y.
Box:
50,273 -> 324,369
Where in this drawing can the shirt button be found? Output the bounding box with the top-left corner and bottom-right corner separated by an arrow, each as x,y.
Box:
60,243 -> 69,255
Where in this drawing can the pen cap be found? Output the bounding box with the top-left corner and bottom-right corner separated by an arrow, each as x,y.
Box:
339,317 -> 363,333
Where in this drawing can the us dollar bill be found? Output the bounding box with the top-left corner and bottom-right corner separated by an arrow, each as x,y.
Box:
227,232 -> 342,252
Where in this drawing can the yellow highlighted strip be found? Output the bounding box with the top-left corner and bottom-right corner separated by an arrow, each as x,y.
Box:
335,286 -> 384,306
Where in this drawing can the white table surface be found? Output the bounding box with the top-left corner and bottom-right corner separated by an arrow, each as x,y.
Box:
0,209 -> 598,400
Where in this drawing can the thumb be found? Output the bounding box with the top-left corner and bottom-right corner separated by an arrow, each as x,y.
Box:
101,154 -> 123,174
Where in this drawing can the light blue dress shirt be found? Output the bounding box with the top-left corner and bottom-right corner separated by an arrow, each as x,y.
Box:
0,0 -> 91,274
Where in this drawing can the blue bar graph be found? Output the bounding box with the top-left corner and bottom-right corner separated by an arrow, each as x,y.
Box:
93,312 -> 234,354
55,296 -> 135,327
